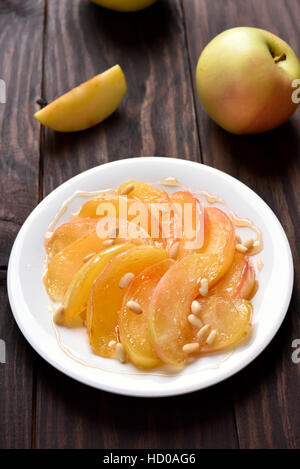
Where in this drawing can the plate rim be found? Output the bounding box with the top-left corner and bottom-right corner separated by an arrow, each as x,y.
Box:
7,157 -> 294,397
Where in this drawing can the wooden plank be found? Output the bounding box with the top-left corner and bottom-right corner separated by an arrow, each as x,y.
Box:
0,270 -> 34,448
35,0 -> 238,449
182,0 -> 300,448
0,0 -> 46,448
0,0 -> 45,266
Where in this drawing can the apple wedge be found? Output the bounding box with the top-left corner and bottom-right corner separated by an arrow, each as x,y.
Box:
210,252 -> 256,300
61,243 -> 135,327
46,218 -> 98,260
34,65 -> 127,132
87,246 -> 168,358
149,209 -> 235,365
197,296 -> 252,353
170,191 -> 204,258
118,180 -> 179,248
44,226 -> 146,301
119,258 -> 174,369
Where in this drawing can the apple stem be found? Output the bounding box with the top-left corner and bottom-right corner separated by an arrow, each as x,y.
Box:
274,52 -> 287,64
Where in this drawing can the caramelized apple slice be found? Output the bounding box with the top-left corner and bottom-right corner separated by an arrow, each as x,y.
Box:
211,252 -> 255,300
118,180 -> 171,206
45,218 -> 98,259
119,259 -> 174,369
77,194 -> 163,245
197,296 -> 252,353
118,180 -> 179,248
170,191 -> 204,258
44,226 -> 145,301
149,211 -> 235,366
87,246 -> 168,358
61,243 -> 136,327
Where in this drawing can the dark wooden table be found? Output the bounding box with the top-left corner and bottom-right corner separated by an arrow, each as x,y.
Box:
0,0 -> 300,449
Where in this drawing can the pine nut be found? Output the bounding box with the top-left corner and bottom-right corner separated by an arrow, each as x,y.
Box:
199,278 -> 208,296
182,342 -> 199,354
191,300 -> 202,315
126,300 -> 143,315
116,343 -> 126,363
83,252 -> 96,263
206,329 -> 218,345
188,314 -> 203,328
196,324 -> 211,342
169,241 -> 180,259
119,272 -> 135,289
53,305 -> 64,325
243,238 -> 254,249
236,243 -> 248,253
103,239 -> 115,247
235,234 -> 242,244
120,184 -> 135,196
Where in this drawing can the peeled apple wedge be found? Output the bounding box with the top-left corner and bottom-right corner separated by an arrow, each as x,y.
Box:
197,296 -> 252,353
34,65 -> 127,132
45,219 -> 98,259
91,0 -> 158,12
210,252 -> 255,300
119,259 -> 174,369
170,191 -> 204,258
44,229 -> 144,301
118,180 -> 179,247
149,210 -> 235,366
87,246 -> 168,358
61,243 -> 135,327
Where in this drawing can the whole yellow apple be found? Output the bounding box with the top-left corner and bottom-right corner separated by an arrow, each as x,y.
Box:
91,0 -> 158,12
196,27 -> 300,134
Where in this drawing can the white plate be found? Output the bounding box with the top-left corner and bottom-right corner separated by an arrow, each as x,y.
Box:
7,157 -> 293,397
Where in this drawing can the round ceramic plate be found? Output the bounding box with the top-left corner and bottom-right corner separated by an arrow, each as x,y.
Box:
7,157 -> 293,397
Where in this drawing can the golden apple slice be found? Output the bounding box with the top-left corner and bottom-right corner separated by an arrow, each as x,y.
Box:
197,296 -> 252,353
46,218 -> 98,260
149,209 -> 235,366
119,259 -> 174,369
170,191 -> 204,258
92,0 -> 158,13
210,252 -> 255,300
61,243 -> 135,327
87,246 -> 168,358
44,227 -> 145,301
118,180 -> 179,247
34,65 -> 127,132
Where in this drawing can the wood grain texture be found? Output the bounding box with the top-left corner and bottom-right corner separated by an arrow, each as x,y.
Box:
0,270 -> 34,448
34,0 -> 238,450
0,0 -> 45,266
182,0 -> 300,449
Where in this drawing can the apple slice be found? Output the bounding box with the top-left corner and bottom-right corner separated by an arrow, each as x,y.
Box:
149,209 -> 235,365
87,246 -> 168,358
210,252 -> 256,300
61,243 -> 135,327
45,218 -> 98,260
170,191 -> 204,258
77,194 -> 162,244
34,65 -> 127,132
118,180 -> 179,247
119,259 -> 174,369
196,296 -> 252,353
44,227 -> 146,301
